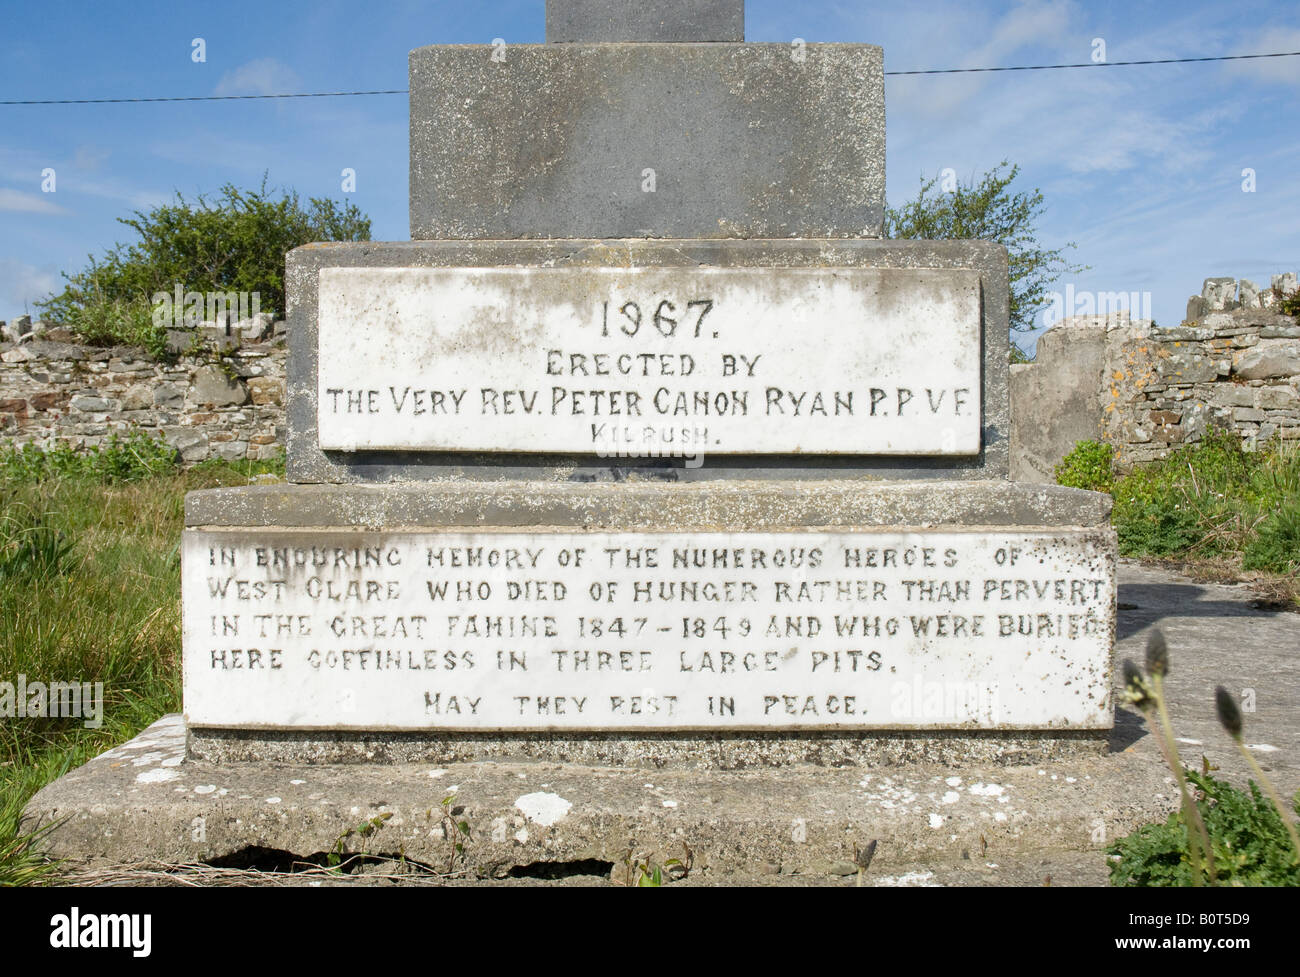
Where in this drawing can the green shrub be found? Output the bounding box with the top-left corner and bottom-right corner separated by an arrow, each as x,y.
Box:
1054,440 -> 1113,492
37,178 -> 369,350
1280,291 -> 1300,320
1243,501 -> 1300,574
1,432 -> 178,484
60,294 -> 164,359
1108,430 -> 1300,562
1109,770 -> 1300,887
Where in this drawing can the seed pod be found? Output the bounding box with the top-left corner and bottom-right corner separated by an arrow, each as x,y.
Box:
1215,686 -> 1243,740
1122,659 -> 1151,708
1145,629 -> 1169,678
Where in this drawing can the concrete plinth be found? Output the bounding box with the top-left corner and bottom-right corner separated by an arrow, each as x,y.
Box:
23,714 -> 1173,880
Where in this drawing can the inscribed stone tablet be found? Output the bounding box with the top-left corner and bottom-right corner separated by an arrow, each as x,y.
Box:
316,267 -> 982,457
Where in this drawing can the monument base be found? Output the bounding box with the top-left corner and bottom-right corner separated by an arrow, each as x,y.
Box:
24,714 -> 1171,881
187,727 -> 1109,768
182,479 -> 1116,763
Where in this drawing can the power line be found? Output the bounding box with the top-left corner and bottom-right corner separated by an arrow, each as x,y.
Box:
0,88 -> 405,105
887,49 -> 1300,75
3,50 -> 1298,104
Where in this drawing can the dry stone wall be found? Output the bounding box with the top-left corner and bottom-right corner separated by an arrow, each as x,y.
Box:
1011,272 -> 1300,481
0,319 -> 286,464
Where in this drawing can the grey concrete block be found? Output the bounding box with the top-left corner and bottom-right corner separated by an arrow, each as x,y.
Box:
284,238 -> 1010,483
547,0 -> 744,42
184,480 -> 1111,529
409,43 -> 884,240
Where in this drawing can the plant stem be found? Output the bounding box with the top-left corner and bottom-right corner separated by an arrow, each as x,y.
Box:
1150,673 -> 1217,883
1233,741 -> 1300,865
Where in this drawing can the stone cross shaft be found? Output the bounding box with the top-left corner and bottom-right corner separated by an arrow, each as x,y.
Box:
546,0 -> 745,42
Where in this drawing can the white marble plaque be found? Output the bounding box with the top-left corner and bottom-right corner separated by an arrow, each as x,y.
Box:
183,528 -> 1113,730
316,267 -> 982,456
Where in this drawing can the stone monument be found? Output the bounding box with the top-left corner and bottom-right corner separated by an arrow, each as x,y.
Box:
28,1 -> 1130,879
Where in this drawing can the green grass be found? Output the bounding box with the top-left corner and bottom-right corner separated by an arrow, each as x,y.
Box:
0,452 -> 284,884
1057,432 -> 1300,582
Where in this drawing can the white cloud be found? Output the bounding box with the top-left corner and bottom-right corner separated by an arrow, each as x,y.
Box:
0,259 -> 59,320
72,144 -> 111,170
214,58 -> 302,97
0,188 -> 69,215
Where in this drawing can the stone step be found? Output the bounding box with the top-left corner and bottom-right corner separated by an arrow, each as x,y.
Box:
25,715 -> 1174,880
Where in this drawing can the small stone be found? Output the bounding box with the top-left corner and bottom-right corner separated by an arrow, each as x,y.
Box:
829,860 -> 858,876
189,365 -> 249,407
69,395 -> 113,412
25,340 -> 85,361
248,376 -> 284,406
1271,272 -> 1298,298
1238,279 -> 1260,309
1201,277 -> 1236,311
1184,296 -> 1206,322
28,391 -> 65,411
1257,386 -> 1297,410
1,347 -> 33,363
153,382 -> 185,408
164,428 -> 209,462
120,384 -> 154,411
197,322 -> 240,352
237,312 -> 275,342
1234,341 -> 1300,380
213,441 -> 249,461
165,329 -> 196,355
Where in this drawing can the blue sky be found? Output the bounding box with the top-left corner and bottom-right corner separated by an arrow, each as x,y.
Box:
2,0 -> 1298,348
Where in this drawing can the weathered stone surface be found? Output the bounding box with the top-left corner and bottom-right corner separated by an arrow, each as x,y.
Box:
1257,385 -> 1298,410
69,395 -> 113,412
184,524 -> 1114,731
248,376 -> 283,406
237,312 -> 275,342
1201,277 -> 1236,311
120,383 -> 153,411
1237,279 -> 1260,309
1234,340 -> 1300,380
165,428 -> 209,462
1273,272 -> 1298,298
189,365 -> 249,407
286,239 -> 1012,483
1154,346 -> 1218,383
409,44 -> 884,239
197,324 -> 240,353
28,390 -> 66,411
316,266 -> 983,456
1009,323 -> 1107,484
546,0 -> 744,42
1261,323 -> 1300,339
185,480 -> 1112,530
153,381 -> 184,408
166,328 -> 196,355
24,714 -> 1162,876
